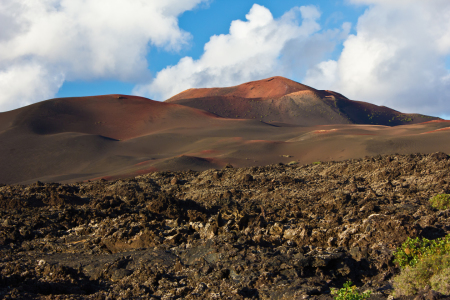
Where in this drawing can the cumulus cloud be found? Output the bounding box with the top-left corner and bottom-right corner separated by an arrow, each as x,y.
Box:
0,62 -> 64,111
0,0 -> 207,112
137,4 -> 349,100
304,0 -> 450,116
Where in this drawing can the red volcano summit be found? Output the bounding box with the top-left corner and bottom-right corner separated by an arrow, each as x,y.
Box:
167,76 -> 315,101
166,76 -> 435,126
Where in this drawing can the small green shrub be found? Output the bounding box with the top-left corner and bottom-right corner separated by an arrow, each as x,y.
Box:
429,194 -> 450,210
393,234 -> 450,268
393,254 -> 450,296
313,161 -> 321,165
331,281 -> 371,300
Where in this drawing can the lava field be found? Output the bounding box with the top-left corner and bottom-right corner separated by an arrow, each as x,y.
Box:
1,153 -> 450,299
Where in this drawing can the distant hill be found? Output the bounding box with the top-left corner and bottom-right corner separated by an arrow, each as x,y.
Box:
0,78 -> 448,185
166,76 -> 439,126
0,94 -> 219,140
0,95 -> 229,183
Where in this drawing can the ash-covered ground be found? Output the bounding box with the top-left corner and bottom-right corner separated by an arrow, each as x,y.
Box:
1,153 -> 450,299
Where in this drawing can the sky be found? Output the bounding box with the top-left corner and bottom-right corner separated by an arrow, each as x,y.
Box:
1,0 -> 450,119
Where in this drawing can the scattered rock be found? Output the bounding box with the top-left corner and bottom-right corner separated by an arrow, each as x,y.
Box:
243,174 -> 253,182
171,177 -> 179,185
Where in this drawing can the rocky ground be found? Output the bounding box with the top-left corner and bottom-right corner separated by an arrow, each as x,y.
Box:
1,153 -> 450,299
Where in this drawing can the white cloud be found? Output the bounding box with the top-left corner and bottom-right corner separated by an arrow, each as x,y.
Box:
305,0 -> 450,116
0,0 -> 208,112
0,62 -> 64,111
137,4 -> 349,100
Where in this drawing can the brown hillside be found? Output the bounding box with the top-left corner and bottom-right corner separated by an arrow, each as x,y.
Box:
7,94 -> 219,140
0,78 -> 447,185
166,78 -> 438,126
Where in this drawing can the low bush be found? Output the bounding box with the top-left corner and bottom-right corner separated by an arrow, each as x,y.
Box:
430,268 -> 450,295
393,234 -> 450,296
429,194 -> 450,210
331,281 -> 371,300
393,254 -> 450,296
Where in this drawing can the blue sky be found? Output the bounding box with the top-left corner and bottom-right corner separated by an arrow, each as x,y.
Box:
1,0 -> 450,119
56,0 -> 366,99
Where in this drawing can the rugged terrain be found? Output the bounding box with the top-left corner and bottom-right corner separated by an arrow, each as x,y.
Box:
1,152 -> 450,299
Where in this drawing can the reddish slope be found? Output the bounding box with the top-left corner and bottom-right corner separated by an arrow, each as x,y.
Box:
7,95 -> 219,140
0,94 -> 238,184
167,76 -> 316,101
166,77 -> 439,126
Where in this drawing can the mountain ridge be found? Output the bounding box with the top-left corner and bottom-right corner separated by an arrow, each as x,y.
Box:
167,76 -> 316,101
165,76 -> 438,126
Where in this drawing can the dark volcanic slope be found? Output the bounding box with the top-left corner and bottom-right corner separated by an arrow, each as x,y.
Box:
1,153 -> 450,299
166,77 -> 439,126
